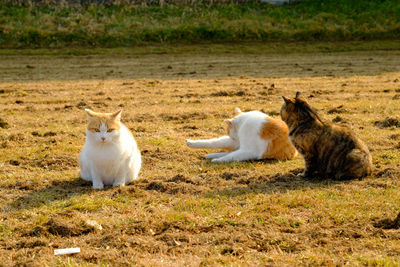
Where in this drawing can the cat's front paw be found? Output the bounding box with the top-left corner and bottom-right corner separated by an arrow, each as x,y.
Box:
92,181 -> 104,190
298,169 -> 312,178
205,154 -> 215,159
186,139 -> 195,147
80,170 -> 91,181
297,171 -> 306,177
113,181 -> 126,187
212,158 -> 229,163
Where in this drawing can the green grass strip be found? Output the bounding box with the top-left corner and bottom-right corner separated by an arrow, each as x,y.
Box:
0,0 -> 399,48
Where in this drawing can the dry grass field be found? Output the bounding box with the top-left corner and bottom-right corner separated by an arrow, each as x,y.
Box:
1,47 -> 400,266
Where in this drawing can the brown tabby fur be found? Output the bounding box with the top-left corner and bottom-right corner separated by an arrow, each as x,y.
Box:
280,92 -> 372,180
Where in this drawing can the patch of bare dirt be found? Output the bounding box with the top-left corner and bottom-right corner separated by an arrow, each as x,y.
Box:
210,90 -> 246,97
0,118 -> 9,128
17,154 -> 78,170
7,133 -> 25,141
220,171 -> 251,181
388,134 -> 400,140
141,178 -> 205,195
374,117 -> 400,128
373,213 -> 400,229
9,159 -> 20,166
29,217 -> 97,237
142,149 -> 174,161
160,112 -> 207,121
177,93 -> 200,98
3,238 -> 49,250
167,174 -> 201,185
30,131 -> 57,137
132,113 -> 156,123
310,89 -> 334,96
15,239 -> 47,249
327,105 -> 348,114
14,180 -> 39,190
260,109 -> 280,116
332,115 -> 346,123
375,168 -> 399,178
221,172 -> 241,180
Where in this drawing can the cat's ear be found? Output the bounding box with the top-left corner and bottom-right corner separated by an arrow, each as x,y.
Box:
111,110 -> 122,121
282,96 -> 293,105
234,107 -> 242,115
85,109 -> 97,120
224,119 -> 233,128
295,92 -> 301,98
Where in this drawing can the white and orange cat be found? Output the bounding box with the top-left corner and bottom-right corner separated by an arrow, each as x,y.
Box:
79,109 -> 141,189
186,108 -> 297,162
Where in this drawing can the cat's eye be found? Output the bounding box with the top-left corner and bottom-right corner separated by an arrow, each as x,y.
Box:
107,129 -> 114,133
94,129 -> 100,132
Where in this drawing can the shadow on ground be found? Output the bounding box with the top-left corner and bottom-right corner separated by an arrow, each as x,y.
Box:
9,177 -> 93,211
205,168 -> 347,198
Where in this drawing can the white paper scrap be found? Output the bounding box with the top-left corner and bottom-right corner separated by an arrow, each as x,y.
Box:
54,248 -> 81,256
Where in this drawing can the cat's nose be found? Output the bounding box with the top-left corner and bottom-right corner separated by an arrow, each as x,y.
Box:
101,137 -> 105,141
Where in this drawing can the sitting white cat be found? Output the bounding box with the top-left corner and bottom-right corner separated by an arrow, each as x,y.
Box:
79,109 -> 141,189
186,108 -> 297,163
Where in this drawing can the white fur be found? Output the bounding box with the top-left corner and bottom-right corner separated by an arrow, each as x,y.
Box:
186,109 -> 271,162
79,123 -> 141,189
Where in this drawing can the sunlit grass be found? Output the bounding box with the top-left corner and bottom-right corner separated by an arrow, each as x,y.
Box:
0,50 -> 399,265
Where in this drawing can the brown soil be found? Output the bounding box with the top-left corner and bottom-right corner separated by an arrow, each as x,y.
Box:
30,217 -> 96,237
374,213 -> 400,229
374,117 -> 400,128
0,118 -> 9,128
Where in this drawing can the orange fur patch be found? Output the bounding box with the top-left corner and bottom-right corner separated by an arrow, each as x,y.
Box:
260,117 -> 297,160
225,120 -> 233,136
86,110 -> 122,132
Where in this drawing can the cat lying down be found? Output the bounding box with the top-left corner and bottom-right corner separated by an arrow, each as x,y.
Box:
186,108 -> 297,162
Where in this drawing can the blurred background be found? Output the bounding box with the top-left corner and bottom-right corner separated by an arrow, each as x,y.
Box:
0,0 -> 398,49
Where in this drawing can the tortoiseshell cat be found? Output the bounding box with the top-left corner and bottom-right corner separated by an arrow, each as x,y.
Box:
281,92 -> 372,180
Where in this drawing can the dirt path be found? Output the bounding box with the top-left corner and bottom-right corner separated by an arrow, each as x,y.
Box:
1,51 -> 399,82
